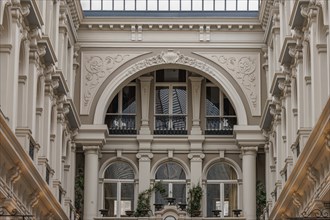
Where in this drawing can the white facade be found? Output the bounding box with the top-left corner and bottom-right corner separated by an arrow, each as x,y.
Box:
0,0 -> 329,220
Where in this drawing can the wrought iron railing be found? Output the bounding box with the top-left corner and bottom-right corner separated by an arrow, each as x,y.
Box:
154,115 -> 187,135
205,116 -> 237,135
105,115 -> 137,134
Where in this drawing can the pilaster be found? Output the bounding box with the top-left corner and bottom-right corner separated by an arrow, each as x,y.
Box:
139,76 -> 153,135
189,77 -> 203,135
136,152 -> 153,193
188,153 -> 205,186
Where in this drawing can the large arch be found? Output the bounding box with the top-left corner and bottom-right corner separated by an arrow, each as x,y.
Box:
94,50 -> 248,125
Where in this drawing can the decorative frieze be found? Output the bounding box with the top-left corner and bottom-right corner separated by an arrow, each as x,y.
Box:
80,51 -> 150,115
194,52 -> 261,116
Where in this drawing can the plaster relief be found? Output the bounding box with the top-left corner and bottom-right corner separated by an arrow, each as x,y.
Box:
194,52 -> 261,116
80,52 -> 150,115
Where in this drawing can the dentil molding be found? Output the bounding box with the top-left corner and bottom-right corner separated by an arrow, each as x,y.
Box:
80,51 -> 150,115
194,52 -> 261,116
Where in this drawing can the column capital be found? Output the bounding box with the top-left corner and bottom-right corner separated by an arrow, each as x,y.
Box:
139,76 -> 153,82
83,146 -> 100,154
188,153 -> 205,161
241,146 -> 258,155
189,76 -> 203,82
136,152 -> 153,161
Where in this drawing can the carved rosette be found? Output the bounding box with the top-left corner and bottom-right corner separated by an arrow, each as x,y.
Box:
194,52 -> 261,116
81,52 -> 149,115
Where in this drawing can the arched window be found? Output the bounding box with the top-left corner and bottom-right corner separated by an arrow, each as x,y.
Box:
104,162 -> 135,217
155,162 -> 186,204
206,163 -> 238,217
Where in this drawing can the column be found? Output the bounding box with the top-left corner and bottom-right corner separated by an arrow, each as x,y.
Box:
139,76 -> 153,135
242,147 -> 257,220
189,77 -> 203,135
188,153 -> 204,186
136,153 -> 153,193
83,146 -> 100,220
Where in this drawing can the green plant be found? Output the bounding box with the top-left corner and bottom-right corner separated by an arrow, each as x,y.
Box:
256,181 -> 266,219
134,182 -> 166,217
187,184 -> 203,217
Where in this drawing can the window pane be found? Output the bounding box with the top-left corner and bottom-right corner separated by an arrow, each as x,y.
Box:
156,87 -> 169,114
207,163 -> 237,180
91,0 -> 102,10
223,96 -> 236,115
249,0 -> 259,10
81,0 -> 91,10
206,87 -> 219,116
204,0 -> 214,11
181,0 -> 192,10
108,94 -> 119,113
114,0 -> 124,10
224,184 -> 237,217
192,0 -> 202,10
226,0 -> 236,10
173,183 -> 186,203
104,183 -> 117,217
170,0 -> 180,10
121,183 -> 134,214
156,69 -> 186,82
148,0 -> 157,10
125,0 -> 135,10
207,184 -> 220,217
214,0 -> 225,10
156,162 -> 186,179
237,0 -> 248,10
122,86 -> 136,113
136,0 -> 147,10
104,162 -> 134,179
103,0 -> 113,10
159,0 -> 169,10
173,87 -> 186,114
155,183 -> 168,204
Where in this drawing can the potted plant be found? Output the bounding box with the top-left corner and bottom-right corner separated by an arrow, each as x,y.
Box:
134,182 -> 166,217
187,184 -> 203,217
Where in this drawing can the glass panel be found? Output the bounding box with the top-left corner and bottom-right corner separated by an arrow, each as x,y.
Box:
103,0 -> 113,10
125,0 -> 135,10
148,0 -> 158,10
91,0 -> 102,10
204,0 -> 214,11
81,0 -> 91,10
224,184 -> 237,217
170,0 -> 180,10
159,0 -> 169,10
155,182 -> 168,204
181,0 -> 192,10
249,0 -> 259,10
172,115 -> 186,130
104,162 -> 134,179
156,162 -> 186,179
156,87 -> 169,114
223,97 -> 236,115
207,163 -> 237,180
237,0 -> 248,10
155,115 -> 170,130
206,87 -> 219,116
214,0 -> 225,10
226,0 -> 236,10
192,0 -> 202,10
104,183 -> 117,217
108,94 -> 119,113
136,0 -> 147,10
156,69 -> 186,82
172,87 -> 186,114
207,184 -> 220,217
122,86 -> 136,113
173,183 -> 186,203
114,0 -> 124,10
121,183 -> 134,214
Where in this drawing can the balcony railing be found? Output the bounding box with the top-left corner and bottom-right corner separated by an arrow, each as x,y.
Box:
205,116 -> 237,135
105,115 -> 137,134
154,115 -> 187,135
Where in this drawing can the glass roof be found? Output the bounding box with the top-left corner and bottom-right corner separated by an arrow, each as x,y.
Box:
81,0 -> 259,17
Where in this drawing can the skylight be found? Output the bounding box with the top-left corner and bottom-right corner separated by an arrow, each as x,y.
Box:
81,0 -> 259,12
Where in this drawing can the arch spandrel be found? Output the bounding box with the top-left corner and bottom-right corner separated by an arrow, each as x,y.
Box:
92,50 -> 249,125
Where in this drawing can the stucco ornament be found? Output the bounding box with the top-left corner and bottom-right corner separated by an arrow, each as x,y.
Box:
81,52 -> 150,115
194,52 -> 261,116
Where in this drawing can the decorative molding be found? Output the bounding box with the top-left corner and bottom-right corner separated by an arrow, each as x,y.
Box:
80,52 -> 150,115
188,153 -> 205,161
136,153 -> 153,161
194,52 -> 261,116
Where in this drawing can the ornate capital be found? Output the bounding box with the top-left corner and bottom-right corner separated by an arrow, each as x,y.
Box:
188,153 -> 205,161
83,146 -> 100,154
136,152 -> 153,161
241,146 -> 258,155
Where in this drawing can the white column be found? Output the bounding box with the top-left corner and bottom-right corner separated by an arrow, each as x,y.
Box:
83,146 -> 100,220
189,77 -> 203,135
188,153 -> 204,186
242,146 -> 257,220
139,76 -> 153,134
136,153 -> 153,193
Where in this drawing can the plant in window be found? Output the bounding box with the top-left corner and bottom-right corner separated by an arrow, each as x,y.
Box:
134,182 -> 166,217
75,168 -> 84,218
256,181 -> 266,219
187,183 -> 203,217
